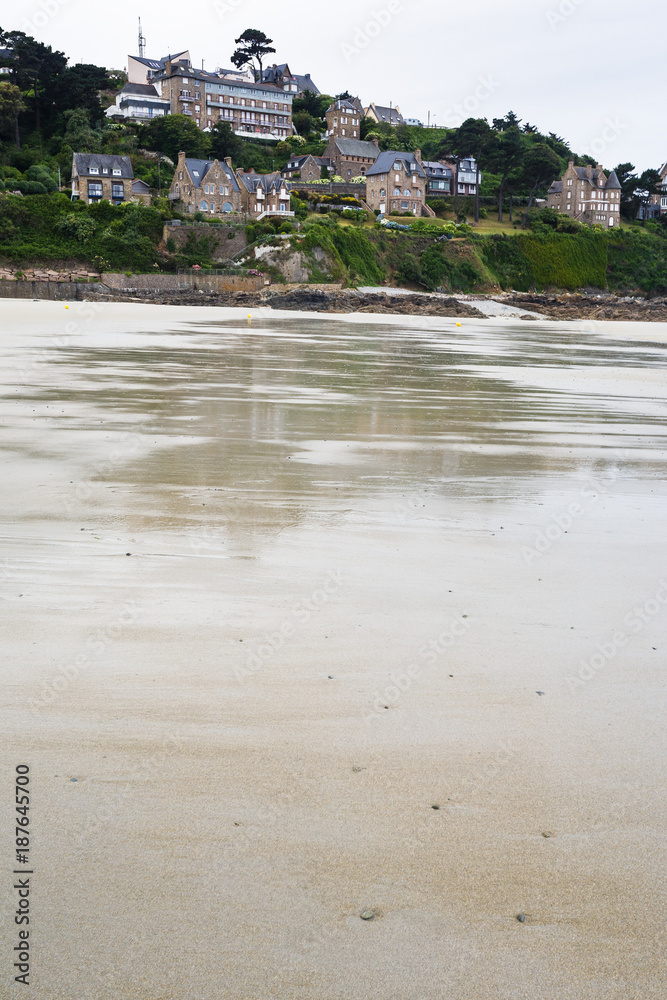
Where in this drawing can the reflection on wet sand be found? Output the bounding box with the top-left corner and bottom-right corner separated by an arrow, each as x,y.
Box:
1,301 -> 666,1000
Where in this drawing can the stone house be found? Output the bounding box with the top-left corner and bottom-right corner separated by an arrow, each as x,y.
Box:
71,153 -> 134,205
262,63 -> 320,95
547,161 -> 621,227
282,154 -> 331,181
169,152 -> 242,215
365,150 -> 428,216
323,99 -> 379,179
236,169 -> 293,217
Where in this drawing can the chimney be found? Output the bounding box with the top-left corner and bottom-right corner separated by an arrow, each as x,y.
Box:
371,137 -> 379,148
414,148 -> 422,164
568,160 -> 574,168
223,156 -> 233,167
586,164 -> 592,178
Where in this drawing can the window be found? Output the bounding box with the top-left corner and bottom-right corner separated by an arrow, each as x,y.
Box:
380,188 -> 385,197
89,167 -> 99,175
102,168 -> 108,174
403,188 -> 410,197
87,181 -> 103,199
113,168 -> 121,176
199,201 -> 208,211
401,201 -> 409,209
195,105 -> 200,112
393,188 -> 400,196
111,183 -> 124,201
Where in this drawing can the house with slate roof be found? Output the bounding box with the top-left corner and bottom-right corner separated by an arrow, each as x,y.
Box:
323,99 -> 379,179
236,170 -> 293,218
547,161 -> 621,227
365,150 -> 428,216
105,82 -> 171,123
261,64 -> 320,95
282,154 -> 331,181
71,154 -> 134,205
169,152 -> 242,215
422,161 -> 454,197
364,103 -> 404,127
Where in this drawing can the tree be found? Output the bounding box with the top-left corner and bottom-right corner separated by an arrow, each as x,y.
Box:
293,89 -> 331,120
55,63 -> 110,124
230,29 -> 276,83
613,162 -> 638,217
139,114 -> 209,162
1,30 -> 67,130
63,108 -> 100,152
293,110 -> 319,137
0,80 -> 24,148
520,142 -> 561,227
633,169 -> 662,222
208,121 -> 242,162
454,117 -> 494,223
489,113 -> 525,222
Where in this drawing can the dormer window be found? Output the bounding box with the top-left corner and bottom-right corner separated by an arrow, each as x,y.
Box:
393,162 -> 401,171
89,167 -> 99,175
112,169 -> 121,176
102,168 -> 108,174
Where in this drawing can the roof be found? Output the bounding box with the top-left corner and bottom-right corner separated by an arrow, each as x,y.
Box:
72,153 -> 134,178
155,63 -> 288,96
423,161 -> 453,177
287,155 -> 331,167
184,158 -> 240,191
238,171 -> 289,194
548,180 -> 563,194
366,104 -> 404,125
605,169 -> 621,190
365,150 -> 426,178
330,98 -> 361,115
333,137 -> 379,159
130,50 -> 189,70
293,73 -> 319,94
132,179 -> 150,192
119,82 -> 163,97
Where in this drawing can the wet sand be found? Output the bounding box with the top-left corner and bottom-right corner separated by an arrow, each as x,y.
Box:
1,300 -> 666,999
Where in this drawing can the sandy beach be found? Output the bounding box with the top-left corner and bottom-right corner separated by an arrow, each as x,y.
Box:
1,299 -> 665,999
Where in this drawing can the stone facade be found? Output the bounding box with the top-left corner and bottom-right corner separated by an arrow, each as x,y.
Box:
282,154 -> 330,181
237,170 -> 293,217
365,149 -> 427,216
71,153 -> 134,205
322,98 -> 379,179
547,161 -> 621,228
169,152 -> 242,215
154,60 -> 292,138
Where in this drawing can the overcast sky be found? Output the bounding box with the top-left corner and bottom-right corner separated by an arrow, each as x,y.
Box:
2,0 -> 664,170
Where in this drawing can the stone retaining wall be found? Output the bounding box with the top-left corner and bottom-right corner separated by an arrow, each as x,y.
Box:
163,223 -> 248,261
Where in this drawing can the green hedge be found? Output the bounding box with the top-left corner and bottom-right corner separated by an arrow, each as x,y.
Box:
480,231 -> 607,290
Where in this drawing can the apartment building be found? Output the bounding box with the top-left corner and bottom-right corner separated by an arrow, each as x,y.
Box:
154,60 -> 293,139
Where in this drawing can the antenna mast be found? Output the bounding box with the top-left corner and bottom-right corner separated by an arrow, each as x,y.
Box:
138,18 -> 146,58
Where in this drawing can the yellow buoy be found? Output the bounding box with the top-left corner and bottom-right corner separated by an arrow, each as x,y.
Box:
456,321 -> 461,326
65,305 -> 69,309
